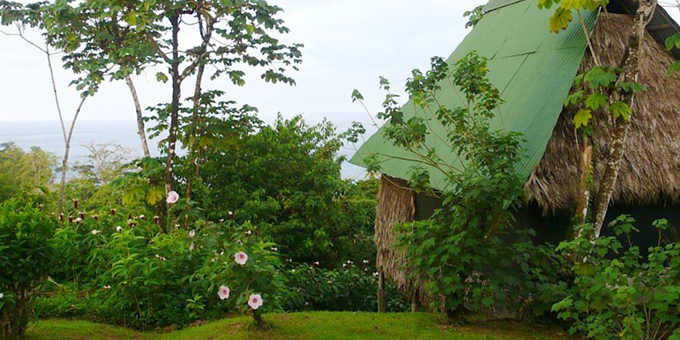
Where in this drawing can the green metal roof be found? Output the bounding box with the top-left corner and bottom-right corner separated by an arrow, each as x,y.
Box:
349,0 -> 597,190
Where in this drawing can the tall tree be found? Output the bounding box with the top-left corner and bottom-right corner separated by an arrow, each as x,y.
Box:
540,0 -> 657,237
93,0 -> 303,216
32,0 -> 159,157
1,1 -> 94,212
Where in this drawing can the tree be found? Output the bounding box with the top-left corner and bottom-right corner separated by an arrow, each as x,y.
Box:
1,1 -> 96,212
0,143 -> 56,202
185,115 -> 377,264
54,0 -> 159,158
94,0 -> 304,212
540,0 -> 658,237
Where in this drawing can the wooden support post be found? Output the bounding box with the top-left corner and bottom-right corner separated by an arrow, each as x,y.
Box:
411,287 -> 419,312
377,271 -> 386,313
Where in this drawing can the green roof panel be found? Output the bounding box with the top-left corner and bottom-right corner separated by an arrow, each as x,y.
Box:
349,0 -> 597,190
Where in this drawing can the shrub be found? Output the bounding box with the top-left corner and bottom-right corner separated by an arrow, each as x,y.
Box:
362,52 -> 566,319
282,262 -> 408,312
206,222 -> 284,327
182,116 -> 377,265
552,216 -> 680,339
39,211 -> 286,329
399,218 -> 568,320
0,199 -> 56,338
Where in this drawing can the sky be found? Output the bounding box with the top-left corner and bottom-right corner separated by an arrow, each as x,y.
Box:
0,1 -> 678,131
0,0 -> 488,131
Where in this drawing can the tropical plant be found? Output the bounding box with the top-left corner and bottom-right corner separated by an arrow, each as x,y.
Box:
553,216 -> 680,339
0,199 -> 56,338
185,116 -> 377,265
0,143 -> 55,203
538,0 -> 658,235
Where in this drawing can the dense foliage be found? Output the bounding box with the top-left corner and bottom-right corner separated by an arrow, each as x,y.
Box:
0,114 -> 393,331
355,51 -> 567,319
0,143 -> 55,203
35,211 -> 283,329
283,262 -> 407,313
0,199 -> 56,338
172,116 -> 378,265
34,206 -> 400,329
553,216 -> 680,339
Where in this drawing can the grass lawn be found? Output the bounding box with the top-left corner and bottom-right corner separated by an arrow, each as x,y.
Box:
24,312 -> 572,339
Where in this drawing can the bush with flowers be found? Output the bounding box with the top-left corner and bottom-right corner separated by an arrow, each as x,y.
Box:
0,199 -> 56,338
204,221 -> 285,327
34,194 -> 285,329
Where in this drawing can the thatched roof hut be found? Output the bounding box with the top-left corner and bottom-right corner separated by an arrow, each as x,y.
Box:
350,0 -> 680,296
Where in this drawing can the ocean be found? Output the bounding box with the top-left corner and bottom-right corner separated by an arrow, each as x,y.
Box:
0,119 -> 368,180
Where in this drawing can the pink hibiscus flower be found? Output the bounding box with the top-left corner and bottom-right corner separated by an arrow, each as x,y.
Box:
218,285 -> 230,300
166,191 -> 179,204
248,294 -> 263,310
235,251 -> 248,265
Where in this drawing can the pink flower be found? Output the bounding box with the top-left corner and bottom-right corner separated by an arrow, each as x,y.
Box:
248,294 -> 263,310
189,242 -> 195,251
189,230 -> 196,238
235,251 -> 248,265
218,285 -> 230,300
166,191 -> 179,204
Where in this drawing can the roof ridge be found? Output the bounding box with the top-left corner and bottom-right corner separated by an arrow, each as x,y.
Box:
483,0 -> 526,14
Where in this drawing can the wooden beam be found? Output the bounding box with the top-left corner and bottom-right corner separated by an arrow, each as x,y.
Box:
647,23 -> 672,31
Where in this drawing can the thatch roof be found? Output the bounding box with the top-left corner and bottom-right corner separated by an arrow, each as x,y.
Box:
527,12 -> 680,212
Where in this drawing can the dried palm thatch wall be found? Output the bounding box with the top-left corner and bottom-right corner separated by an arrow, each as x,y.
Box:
526,13 -> 680,213
374,175 -> 415,290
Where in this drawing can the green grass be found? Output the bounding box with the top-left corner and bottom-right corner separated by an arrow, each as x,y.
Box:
25,312 -> 572,339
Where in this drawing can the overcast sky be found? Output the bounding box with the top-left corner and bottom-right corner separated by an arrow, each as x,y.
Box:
0,0 -> 488,130
0,1 -> 678,130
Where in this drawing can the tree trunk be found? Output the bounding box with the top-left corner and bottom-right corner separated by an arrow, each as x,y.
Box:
125,75 -> 151,158
186,61 -> 205,201
575,139 -> 592,226
164,14 -> 181,230
186,12 -> 212,201
58,97 -> 87,213
44,45 -> 69,213
592,0 -> 657,237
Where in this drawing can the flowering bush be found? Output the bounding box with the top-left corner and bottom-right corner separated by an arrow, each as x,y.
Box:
552,216 -> 680,339
0,199 -> 56,338
204,222 -> 284,327
38,210 -> 285,329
